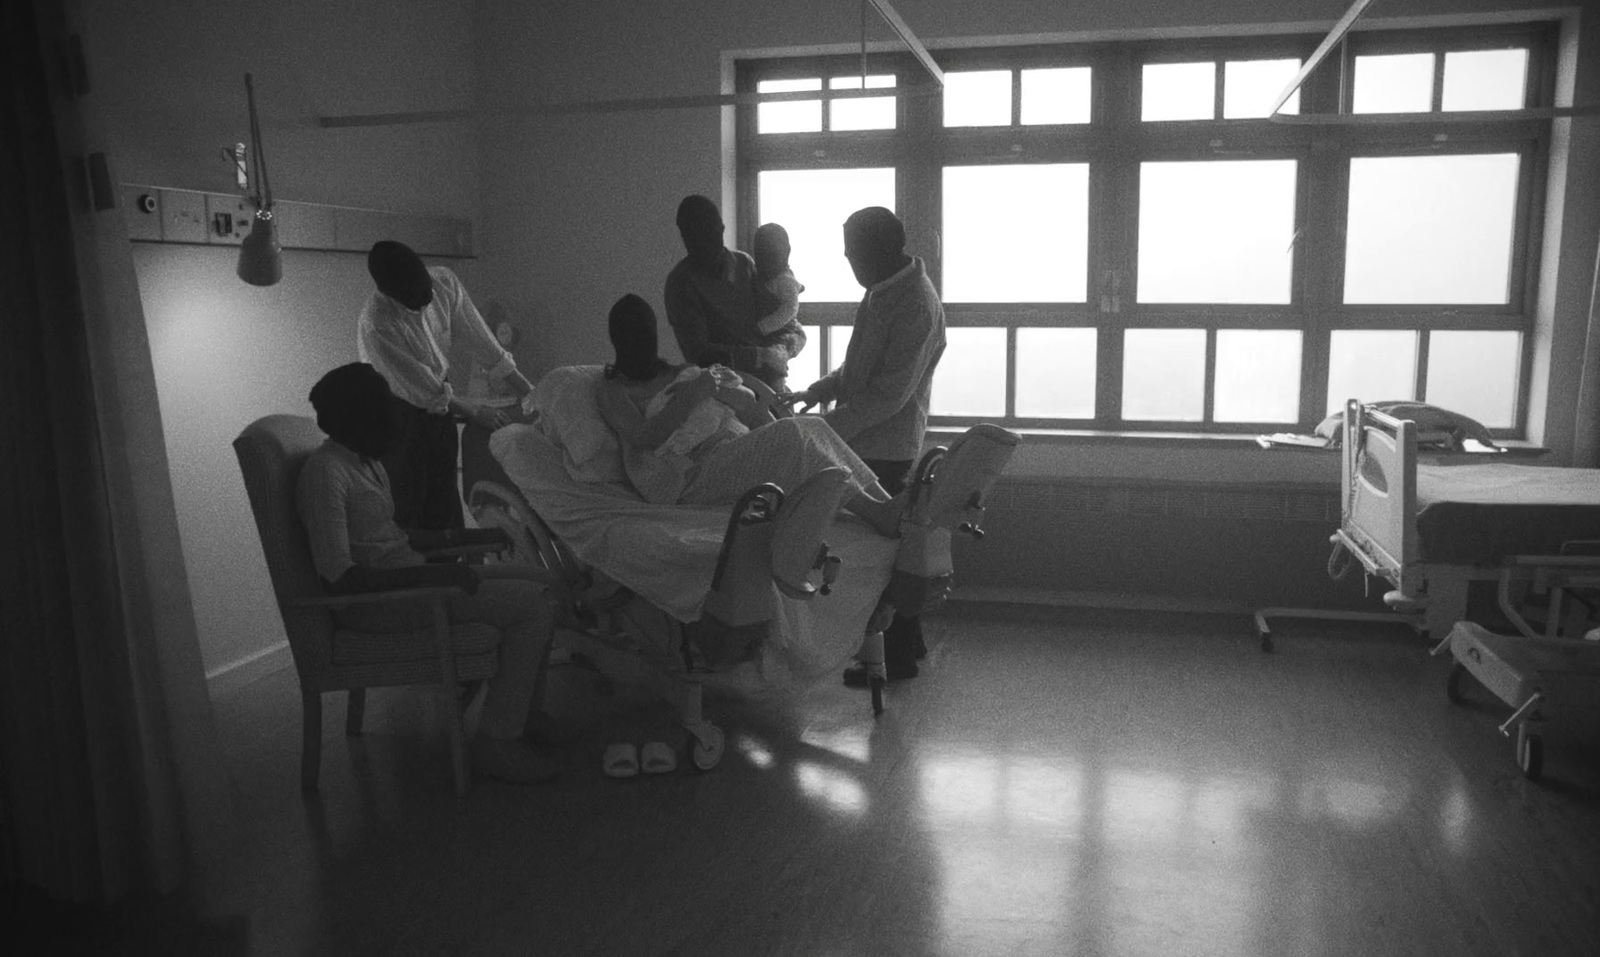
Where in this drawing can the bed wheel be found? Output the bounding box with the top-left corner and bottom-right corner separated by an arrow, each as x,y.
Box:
1445,662 -> 1467,704
870,677 -> 885,717
690,724 -> 724,771
1517,730 -> 1543,781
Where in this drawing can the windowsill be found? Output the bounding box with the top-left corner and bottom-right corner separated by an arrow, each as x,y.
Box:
924,427 -> 1551,487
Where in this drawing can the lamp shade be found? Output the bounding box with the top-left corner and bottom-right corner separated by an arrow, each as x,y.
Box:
237,211 -> 282,286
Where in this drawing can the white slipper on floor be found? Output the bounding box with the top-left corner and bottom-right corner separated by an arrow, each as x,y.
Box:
641,741 -> 677,775
602,742 -> 639,779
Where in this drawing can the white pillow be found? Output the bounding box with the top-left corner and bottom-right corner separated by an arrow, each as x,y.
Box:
533,365 -> 626,484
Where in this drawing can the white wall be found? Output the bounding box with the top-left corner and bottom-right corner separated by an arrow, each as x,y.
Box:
83,0 -> 480,677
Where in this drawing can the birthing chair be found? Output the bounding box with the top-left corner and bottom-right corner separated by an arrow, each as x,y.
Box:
234,414 -> 514,795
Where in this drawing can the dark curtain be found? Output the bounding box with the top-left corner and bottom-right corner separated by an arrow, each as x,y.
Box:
0,0 -> 232,909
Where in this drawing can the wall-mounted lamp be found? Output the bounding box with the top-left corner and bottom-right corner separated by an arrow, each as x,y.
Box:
237,73 -> 282,286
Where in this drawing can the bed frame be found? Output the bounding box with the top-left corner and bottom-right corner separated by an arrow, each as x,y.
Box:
1333,398 -> 1504,639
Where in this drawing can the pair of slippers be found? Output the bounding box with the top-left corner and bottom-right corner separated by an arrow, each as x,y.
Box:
603,741 -> 676,778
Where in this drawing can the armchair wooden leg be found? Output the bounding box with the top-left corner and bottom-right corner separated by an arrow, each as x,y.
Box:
301,688 -> 323,792
345,688 -> 366,736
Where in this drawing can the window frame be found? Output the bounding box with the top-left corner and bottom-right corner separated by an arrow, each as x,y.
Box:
735,23 -> 1556,437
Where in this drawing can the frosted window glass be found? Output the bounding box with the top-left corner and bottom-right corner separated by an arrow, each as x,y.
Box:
787,325 -> 822,391
1343,154 -> 1518,305
1021,67 -> 1092,125
1016,328 -> 1096,418
758,168 -> 895,302
1223,59 -> 1300,118
1326,330 -> 1419,414
944,71 -> 1012,127
942,164 -> 1089,303
827,326 -> 853,373
1442,50 -> 1527,112
1214,330 -> 1302,423
830,75 -> 897,131
1353,54 -> 1434,114
931,328 -> 1006,416
1425,330 -> 1520,429
1123,329 -> 1206,421
1137,160 -> 1297,304
1142,62 -> 1215,121
758,78 -> 822,133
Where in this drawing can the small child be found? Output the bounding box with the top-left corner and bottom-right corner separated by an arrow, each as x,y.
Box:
753,222 -> 804,339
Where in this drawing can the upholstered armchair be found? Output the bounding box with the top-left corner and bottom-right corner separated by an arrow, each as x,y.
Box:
233,414 -> 499,795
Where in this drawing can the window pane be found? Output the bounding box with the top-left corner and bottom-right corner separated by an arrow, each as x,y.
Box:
827,326 -> 852,373
931,328 -> 1006,416
1343,154 -> 1519,305
943,164 -> 1089,303
1326,330 -> 1419,414
1353,54 -> 1434,113
1137,160 -> 1297,304
758,78 -> 822,133
1223,58 -> 1300,118
1021,67 -> 1091,125
1214,330 -> 1302,423
944,70 -> 1012,127
1142,62 -> 1215,121
830,75 -> 897,131
1425,330 -> 1520,429
1442,49 -> 1527,112
788,325 -> 822,391
1016,328 -> 1096,418
1123,329 -> 1206,421
758,168 -> 895,302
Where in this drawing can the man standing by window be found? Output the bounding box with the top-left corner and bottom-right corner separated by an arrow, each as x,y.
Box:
791,206 -> 947,684
358,240 -> 533,530
664,195 -> 806,390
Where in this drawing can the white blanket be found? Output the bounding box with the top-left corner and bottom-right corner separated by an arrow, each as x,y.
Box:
489,423 -> 898,687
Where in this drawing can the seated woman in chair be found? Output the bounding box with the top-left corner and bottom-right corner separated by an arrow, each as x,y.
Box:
595,293 -> 906,536
297,362 -> 559,785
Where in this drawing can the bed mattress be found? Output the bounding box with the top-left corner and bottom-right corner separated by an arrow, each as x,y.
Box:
1415,464 -> 1600,564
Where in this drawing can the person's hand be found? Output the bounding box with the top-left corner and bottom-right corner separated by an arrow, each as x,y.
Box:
449,564 -> 481,596
783,389 -> 819,413
473,406 -> 513,431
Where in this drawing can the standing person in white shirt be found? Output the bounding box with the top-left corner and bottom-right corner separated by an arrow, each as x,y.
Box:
357,241 -> 534,530
787,207 -> 946,685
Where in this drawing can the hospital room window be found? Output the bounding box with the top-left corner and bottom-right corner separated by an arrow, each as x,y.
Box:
1136,159 -> 1298,305
1015,328 -> 1097,418
1343,153 -> 1520,305
931,328 -> 1008,417
757,75 -> 900,133
738,23 -> 1552,437
942,164 -> 1089,303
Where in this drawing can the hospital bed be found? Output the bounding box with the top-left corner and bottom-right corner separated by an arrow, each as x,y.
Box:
1333,398 -> 1600,638
471,366 -> 1018,767
1332,399 -> 1600,779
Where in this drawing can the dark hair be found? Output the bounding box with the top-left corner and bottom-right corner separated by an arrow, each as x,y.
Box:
676,195 -> 719,230
604,294 -> 672,382
367,240 -> 424,287
308,362 -> 390,438
843,206 -> 905,253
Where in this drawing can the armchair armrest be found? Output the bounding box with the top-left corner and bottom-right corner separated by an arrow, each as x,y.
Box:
422,542 -> 507,560
290,586 -> 464,609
